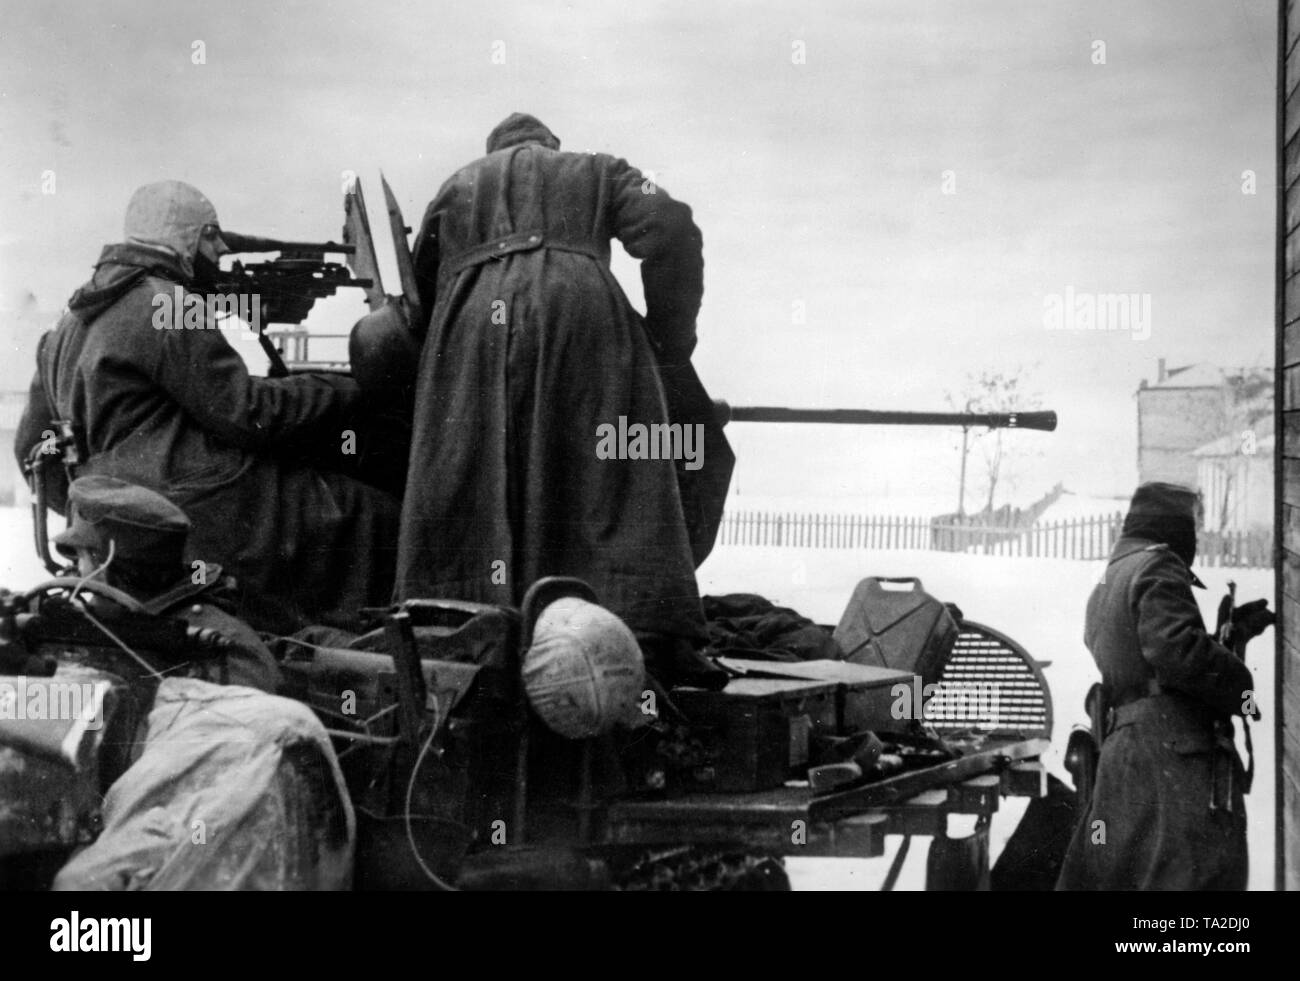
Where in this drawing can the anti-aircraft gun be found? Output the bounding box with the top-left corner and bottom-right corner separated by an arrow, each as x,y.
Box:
13,173 -> 1061,891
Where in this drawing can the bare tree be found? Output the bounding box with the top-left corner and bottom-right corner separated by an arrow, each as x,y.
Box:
946,365 -> 1044,517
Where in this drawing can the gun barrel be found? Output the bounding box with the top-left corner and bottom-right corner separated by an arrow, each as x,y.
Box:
222,230 -> 355,256
716,403 -> 1057,432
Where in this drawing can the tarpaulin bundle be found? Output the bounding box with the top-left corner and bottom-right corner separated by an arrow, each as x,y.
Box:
53,678 -> 354,891
702,593 -> 841,663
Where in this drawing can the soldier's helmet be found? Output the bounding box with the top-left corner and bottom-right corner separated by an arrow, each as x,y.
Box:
1127,481 -> 1203,525
54,475 -> 190,572
123,180 -> 227,279
486,112 -> 561,153
349,300 -> 421,400
522,596 -> 645,740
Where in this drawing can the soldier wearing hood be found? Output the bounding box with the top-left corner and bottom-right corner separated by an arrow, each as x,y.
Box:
1057,482 -> 1273,890
397,113 -> 727,687
14,180 -> 401,634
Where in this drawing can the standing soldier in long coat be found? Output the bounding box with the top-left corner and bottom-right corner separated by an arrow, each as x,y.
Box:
1057,482 -> 1273,890
398,113 -> 724,686
14,180 -> 401,635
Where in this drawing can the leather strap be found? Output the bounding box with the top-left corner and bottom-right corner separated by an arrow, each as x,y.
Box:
1110,676 -> 1162,710
1108,692 -> 1217,736
439,230 -> 609,279
1110,696 -> 1160,730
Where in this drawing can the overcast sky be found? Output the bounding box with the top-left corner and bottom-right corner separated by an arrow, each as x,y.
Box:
0,0 -> 1278,505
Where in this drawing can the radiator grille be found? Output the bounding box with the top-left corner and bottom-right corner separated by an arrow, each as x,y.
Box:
924,621 -> 1052,739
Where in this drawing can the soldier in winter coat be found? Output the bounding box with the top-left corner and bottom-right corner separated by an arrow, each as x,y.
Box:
1057,482 -> 1272,890
15,180 -> 400,633
398,113 -> 730,685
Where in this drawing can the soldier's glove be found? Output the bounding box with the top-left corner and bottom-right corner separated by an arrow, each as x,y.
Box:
1229,599 -> 1275,657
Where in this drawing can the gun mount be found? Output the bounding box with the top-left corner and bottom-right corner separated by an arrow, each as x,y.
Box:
216,232 -> 373,377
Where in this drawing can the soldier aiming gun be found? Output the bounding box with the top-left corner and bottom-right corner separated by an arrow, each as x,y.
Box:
13,180 -> 402,635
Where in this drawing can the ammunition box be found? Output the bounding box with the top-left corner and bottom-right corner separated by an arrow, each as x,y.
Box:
712,658 -> 917,735
672,678 -> 838,792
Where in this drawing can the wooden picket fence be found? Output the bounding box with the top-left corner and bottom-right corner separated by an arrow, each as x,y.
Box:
929,512 -> 1125,559
716,510 -> 1273,567
718,511 -> 932,550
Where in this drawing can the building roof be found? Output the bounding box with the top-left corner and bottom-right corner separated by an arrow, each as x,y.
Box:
1138,363 -> 1274,393
1144,363 -> 1225,389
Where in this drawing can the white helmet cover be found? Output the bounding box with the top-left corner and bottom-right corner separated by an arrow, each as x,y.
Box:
123,180 -> 220,278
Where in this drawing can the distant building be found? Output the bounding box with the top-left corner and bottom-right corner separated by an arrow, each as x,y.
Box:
1136,360 -> 1233,486
1136,361 -> 1273,520
1193,413 -> 1273,534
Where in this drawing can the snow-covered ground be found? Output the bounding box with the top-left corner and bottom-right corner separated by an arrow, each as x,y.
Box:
0,507 -> 1275,890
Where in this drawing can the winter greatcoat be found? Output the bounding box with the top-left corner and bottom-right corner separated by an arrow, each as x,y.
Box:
14,244 -> 401,634
397,121 -> 712,638
1056,535 -> 1254,890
